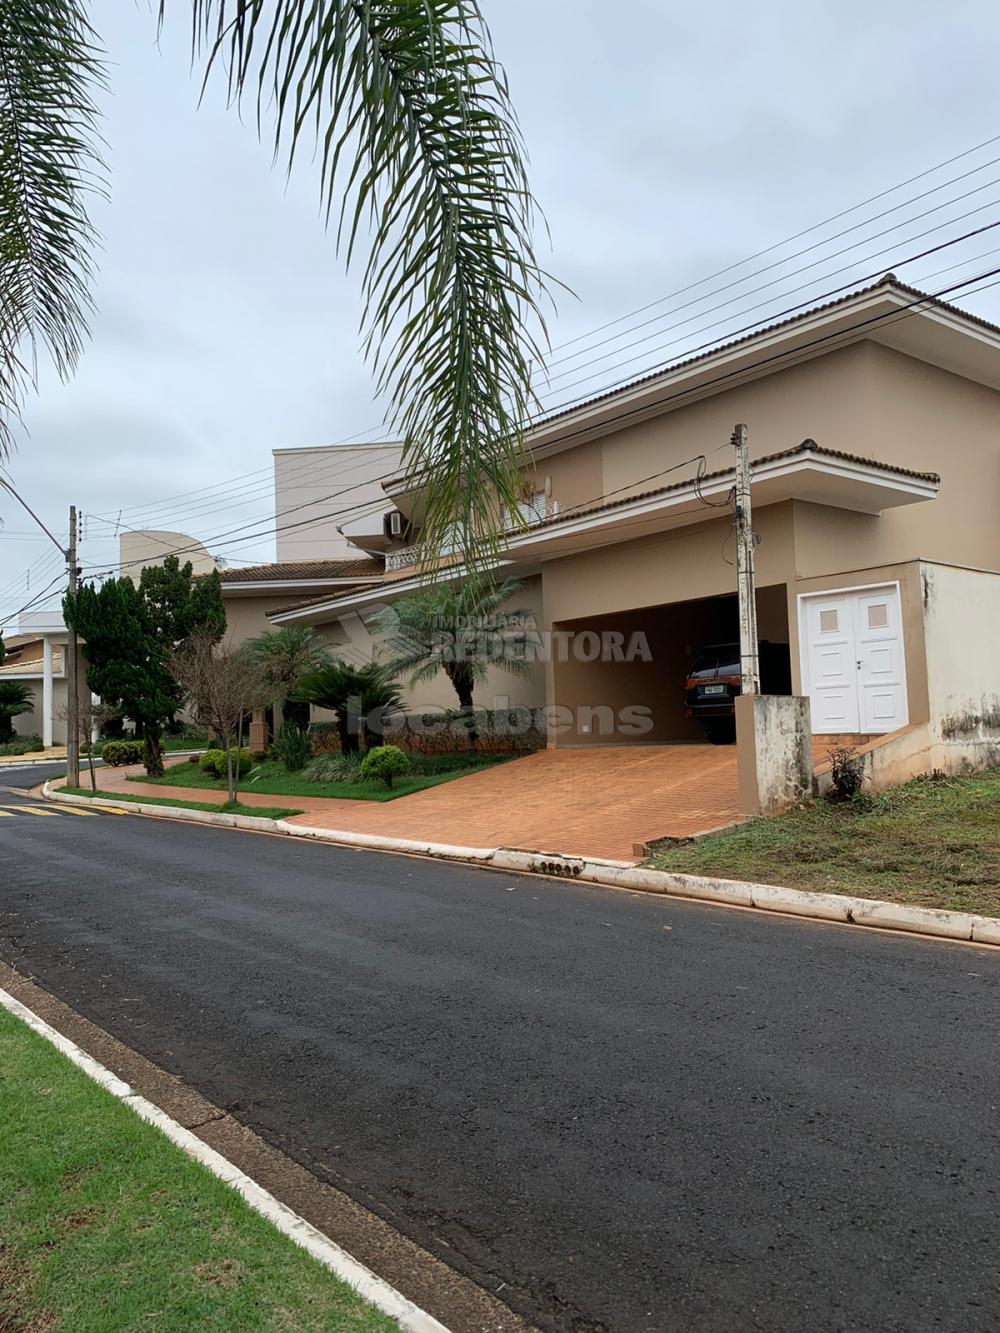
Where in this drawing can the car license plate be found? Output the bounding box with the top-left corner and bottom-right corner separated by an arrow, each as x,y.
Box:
703,684 -> 726,695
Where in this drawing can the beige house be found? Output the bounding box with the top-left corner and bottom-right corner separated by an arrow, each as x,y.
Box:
263,276 -> 1000,782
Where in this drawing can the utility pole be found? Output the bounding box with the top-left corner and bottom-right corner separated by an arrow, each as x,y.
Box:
66,505 -> 80,787
732,424 -> 760,696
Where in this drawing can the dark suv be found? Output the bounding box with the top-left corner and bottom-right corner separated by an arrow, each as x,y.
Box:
684,641 -> 792,743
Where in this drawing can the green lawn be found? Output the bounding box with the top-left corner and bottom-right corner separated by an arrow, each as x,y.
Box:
59,786 -> 302,820
131,757 -> 504,803
646,771 -> 1000,917
0,1006 -> 396,1332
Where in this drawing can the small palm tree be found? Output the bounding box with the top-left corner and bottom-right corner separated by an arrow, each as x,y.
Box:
245,626 -> 330,730
374,577 -> 532,748
295,660 -> 402,753
0,682 -> 34,742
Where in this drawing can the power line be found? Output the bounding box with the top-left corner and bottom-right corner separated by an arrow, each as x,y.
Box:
59,138 -> 1000,567
543,131 -> 1000,358
536,194 -> 1000,402
529,266 -> 1000,455
79,137 -> 1000,540
0,572 -> 67,630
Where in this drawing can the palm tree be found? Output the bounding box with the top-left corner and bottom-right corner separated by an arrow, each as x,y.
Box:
0,682 -> 34,741
0,2 -> 550,565
295,659 -> 402,753
245,626 -> 330,731
374,576 -> 532,748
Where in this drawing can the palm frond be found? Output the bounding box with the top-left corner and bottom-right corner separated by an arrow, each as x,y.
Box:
0,0 -> 105,458
178,0 -> 553,569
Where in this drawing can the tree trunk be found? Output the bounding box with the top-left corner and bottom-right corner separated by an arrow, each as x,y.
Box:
225,741 -> 235,805
450,668 -> 478,753
337,710 -> 359,754
144,727 -> 164,777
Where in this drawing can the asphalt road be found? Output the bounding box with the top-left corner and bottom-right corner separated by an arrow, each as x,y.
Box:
2,775 -> 1000,1332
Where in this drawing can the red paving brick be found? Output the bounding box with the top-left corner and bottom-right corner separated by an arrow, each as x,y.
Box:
96,747 -> 742,863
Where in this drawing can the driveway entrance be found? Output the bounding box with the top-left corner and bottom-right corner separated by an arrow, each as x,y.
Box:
284,745 -> 742,861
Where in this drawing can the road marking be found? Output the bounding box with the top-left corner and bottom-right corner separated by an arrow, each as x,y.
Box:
53,805 -> 101,816
0,810 -> 13,817
0,805 -> 62,817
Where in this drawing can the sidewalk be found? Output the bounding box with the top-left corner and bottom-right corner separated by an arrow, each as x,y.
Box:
85,748 -> 743,862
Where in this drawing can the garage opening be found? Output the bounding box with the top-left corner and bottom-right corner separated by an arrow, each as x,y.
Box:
550,583 -> 790,746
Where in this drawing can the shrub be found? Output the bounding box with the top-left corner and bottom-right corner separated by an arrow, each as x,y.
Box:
828,745 -> 865,802
101,740 -> 144,767
271,723 -> 310,772
303,752 -> 363,784
0,734 -> 45,756
199,748 -> 225,774
360,745 -> 410,789
199,748 -> 253,779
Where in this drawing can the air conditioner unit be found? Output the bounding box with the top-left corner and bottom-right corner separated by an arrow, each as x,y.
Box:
385,510 -> 405,539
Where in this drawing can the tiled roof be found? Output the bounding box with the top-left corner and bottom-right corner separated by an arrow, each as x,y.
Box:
520,440 -> 940,533
266,581 -> 386,617
531,273 -> 1000,431
219,557 -> 383,584
266,441 -> 938,622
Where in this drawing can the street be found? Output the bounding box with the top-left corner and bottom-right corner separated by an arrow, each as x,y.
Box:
2,766 -> 999,1332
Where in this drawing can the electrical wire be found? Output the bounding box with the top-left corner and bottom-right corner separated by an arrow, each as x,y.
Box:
544,132 -> 1000,357
537,199 -> 1000,401
0,572 -> 68,629
80,138 -> 1000,538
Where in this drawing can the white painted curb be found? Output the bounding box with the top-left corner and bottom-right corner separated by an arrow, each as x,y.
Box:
43,785 -> 1000,949
0,986 -> 448,1333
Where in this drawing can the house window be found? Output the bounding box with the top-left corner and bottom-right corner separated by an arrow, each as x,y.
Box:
513,492 -> 547,525
867,602 -> 889,629
819,609 -> 838,633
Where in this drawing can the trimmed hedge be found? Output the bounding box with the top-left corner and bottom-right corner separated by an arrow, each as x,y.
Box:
0,734 -> 45,756
101,740 -> 144,767
199,748 -> 253,779
359,745 -> 410,788
308,709 -> 545,757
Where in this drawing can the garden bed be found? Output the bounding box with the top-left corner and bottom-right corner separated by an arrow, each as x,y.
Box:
129,755 -> 511,803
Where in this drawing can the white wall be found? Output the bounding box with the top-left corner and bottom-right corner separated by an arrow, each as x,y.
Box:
119,530 -> 217,578
274,442 -> 403,562
922,561 -> 1000,759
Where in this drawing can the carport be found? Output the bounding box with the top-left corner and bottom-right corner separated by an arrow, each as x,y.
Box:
549,583 -> 790,746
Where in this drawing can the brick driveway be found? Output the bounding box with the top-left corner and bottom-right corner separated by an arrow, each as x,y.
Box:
98,746 -> 741,863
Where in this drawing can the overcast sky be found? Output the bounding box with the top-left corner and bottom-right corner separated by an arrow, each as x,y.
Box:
3,0 -> 1000,624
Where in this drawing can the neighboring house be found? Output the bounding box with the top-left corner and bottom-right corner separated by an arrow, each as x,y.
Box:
119,530 -> 217,578
1,613 -> 91,747
263,275 -> 1000,781
273,441 -> 404,562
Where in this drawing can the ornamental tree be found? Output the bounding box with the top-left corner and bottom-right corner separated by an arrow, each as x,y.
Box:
64,556 -> 225,775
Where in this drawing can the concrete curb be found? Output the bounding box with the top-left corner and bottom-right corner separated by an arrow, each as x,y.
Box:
43,785 -> 1000,949
0,985 -> 449,1333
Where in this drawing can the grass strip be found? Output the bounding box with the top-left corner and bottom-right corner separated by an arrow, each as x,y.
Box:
0,1005 -> 395,1331
58,786 -> 302,820
131,758 -> 503,802
646,771 -> 1000,917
